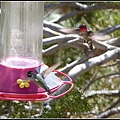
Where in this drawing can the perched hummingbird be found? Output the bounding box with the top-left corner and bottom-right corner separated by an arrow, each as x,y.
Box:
59,24 -> 110,50
27,62 -> 61,93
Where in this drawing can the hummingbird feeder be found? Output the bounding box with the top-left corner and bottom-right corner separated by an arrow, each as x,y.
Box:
0,2 -> 74,101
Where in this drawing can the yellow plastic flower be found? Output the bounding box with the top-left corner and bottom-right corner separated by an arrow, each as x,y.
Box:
24,82 -> 30,88
17,79 -> 30,88
19,82 -> 25,88
17,79 -> 23,84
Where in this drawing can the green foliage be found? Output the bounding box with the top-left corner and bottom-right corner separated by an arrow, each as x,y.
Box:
43,45 -> 84,67
0,100 -> 45,118
42,88 -> 92,118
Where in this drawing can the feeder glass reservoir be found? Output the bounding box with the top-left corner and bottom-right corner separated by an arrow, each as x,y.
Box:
0,2 -> 44,66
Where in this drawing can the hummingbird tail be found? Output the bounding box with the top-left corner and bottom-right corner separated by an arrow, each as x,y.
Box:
44,85 -> 51,93
87,40 -> 93,50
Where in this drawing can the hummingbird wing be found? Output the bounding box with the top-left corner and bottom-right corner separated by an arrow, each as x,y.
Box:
41,62 -> 61,78
88,31 -> 111,41
59,28 -> 80,34
60,27 -> 111,40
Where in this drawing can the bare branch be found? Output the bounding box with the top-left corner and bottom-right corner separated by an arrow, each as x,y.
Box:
68,48 -> 120,80
104,98 -> 120,112
43,20 -> 64,32
86,89 -> 120,98
101,59 -> 120,68
105,37 -> 120,47
92,40 -> 115,51
52,10 -> 79,23
96,106 -> 120,118
44,2 -> 66,9
68,2 -> 120,11
93,98 -> 120,117
43,38 -> 82,56
83,68 -> 100,92
59,48 -> 104,73
97,25 -> 120,35
43,34 -> 81,45
83,72 -> 120,92
43,27 -> 64,37
51,3 -> 120,23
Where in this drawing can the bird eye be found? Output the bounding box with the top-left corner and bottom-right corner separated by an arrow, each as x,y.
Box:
79,24 -> 86,28
27,71 -> 33,77
83,25 -> 86,28
79,25 -> 83,28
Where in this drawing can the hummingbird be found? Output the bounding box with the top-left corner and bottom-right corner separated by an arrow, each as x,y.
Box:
59,24 -> 110,50
27,62 -> 61,93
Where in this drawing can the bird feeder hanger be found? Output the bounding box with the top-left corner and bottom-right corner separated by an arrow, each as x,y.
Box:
0,2 -> 74,101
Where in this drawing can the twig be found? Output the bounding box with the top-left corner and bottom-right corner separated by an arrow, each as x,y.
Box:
43,20 -> 64,32
83,72 -> 120,92
44,2 -> 67,10
58,48 -> 104,73
43,27 -> 64,37
67,2 -> 120,11
83,67 -> 100,92
86,89 -> 120,98
96,106 -> 120,118
43,34 -> 81,45
52,10 -> 79,23
105,37 -> 120,47
104,98 -> 120,112
101,60 -> 120,68
96,98 -> 120,115
97,25 -> 120,35
43,37 -> 82,56
51,2 -> 120,23
6,100 -> 12,117
92,40 -> 115,51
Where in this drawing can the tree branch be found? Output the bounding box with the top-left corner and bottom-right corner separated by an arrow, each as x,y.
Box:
96,106 -> 120,118
92,40 -> 115,51
83,72 -> 120,92
97,25 -> 120,35
68,48 -> 120,80
44,48 -> 120,107
104,98 -> 120,112
44,2 -> 66,10
43,27 -> 64,37
43,20 -> 64,32
51,3 -> 120,23
43,34 -> 81,45
105,37 -> 120,47
43,38 -> 82,56
86,89 -> 120,98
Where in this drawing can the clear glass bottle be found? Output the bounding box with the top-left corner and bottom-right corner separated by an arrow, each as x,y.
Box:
0,2 -> 44,67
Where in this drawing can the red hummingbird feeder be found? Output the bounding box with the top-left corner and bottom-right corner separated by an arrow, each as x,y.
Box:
0,2 -> 74,101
